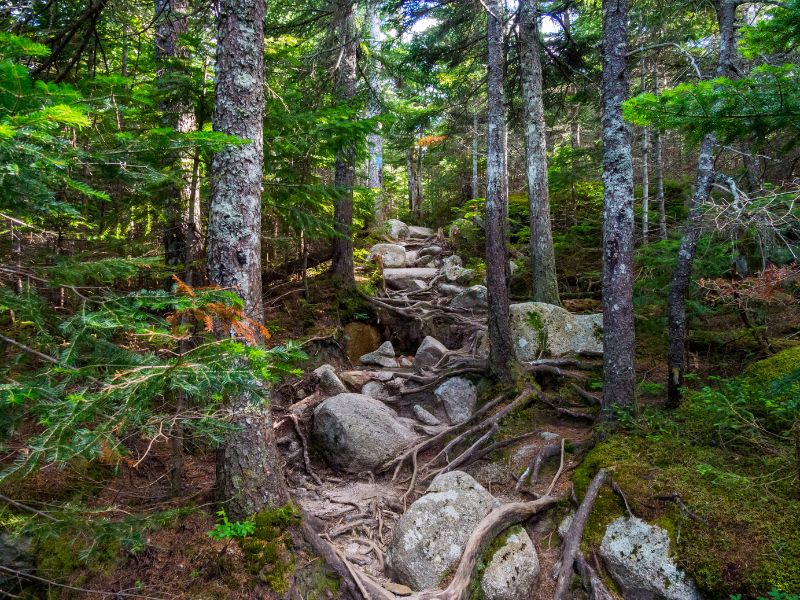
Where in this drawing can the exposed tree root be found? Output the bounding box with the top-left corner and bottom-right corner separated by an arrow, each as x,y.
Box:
553,469 -> 609,600
576,551 -> 614,600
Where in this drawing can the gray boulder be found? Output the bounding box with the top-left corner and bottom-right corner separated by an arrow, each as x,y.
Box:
0,533 -> 33,587
415,254 -> 436,267
414,336 -> 449,372
600,517 -> 702,600
434,377 -> 477,424
361,380 -> 391,401
386,471 -> 499,590
509,302 -> 603,359
413,404 -> 441,426
384,267 -> 438,290
370,243 -> 407,268
387,219 -> 410,240
451,285 -> 488,310
443,264 -> 475,285
437,283 -> 465,297
360,341 -> 399,368
312,364 -> 348,396
312,393 -> 417,472
481,526 -> 540,600
408,225 -> 435,239
442,255 -> 463,269
418,245 -> 443,258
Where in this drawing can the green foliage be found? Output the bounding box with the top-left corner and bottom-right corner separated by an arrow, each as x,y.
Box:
208,509 -> 255,541
239,504 -> 301,593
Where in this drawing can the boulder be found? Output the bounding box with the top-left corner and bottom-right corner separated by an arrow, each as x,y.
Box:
339,370 -> 376,389
442,255 -> 463,269
0,533 -> 33,588
312,364 -> 348,396
451,285 -> 488,310
415,254 -> 436,267
443,264 -> 474,285
413,404 -> 441,426
407,225 -> 435,239
387,219 -> 410,240
418,245 -> 443,258
384,268 -> 438,291
385,471 -> 499,590
370,243 -> 407,268
434,377 -> 477,424
437,283 -> 465,297
414,336 -> 449,372
360,341 -> 398,368
361,380 -> 391,401
342,322 -> 382,364
312,393 -> 417,472
600,517 -> 702,600
509,302 -> 603,359
480,526 -> 540,600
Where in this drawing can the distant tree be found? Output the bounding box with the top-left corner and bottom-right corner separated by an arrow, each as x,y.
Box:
207,0 -> 289,519
366,0 -> 385,224
600,0 -> 636,417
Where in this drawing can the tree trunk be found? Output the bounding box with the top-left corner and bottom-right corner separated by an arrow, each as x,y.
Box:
207,0 -> 289,519
485,0 -> 514,384
407,146 -> 423,221
520,0 -> 560,305
155,0 -> 201,269
666,0 -> 738,407
653,61 -> 667,240
366,0 -> 384,223
640,58 -> 650,245
472,111 -> 479,200
600,0 -> 636,416
330,0 -> 357,288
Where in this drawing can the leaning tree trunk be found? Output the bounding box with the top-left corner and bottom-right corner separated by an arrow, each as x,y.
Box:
365,0 -> 384,223
600,0 -> 636,416
208,0 -> 289,519
155,0 -> 201,271
330,0 -> 357,288
520,0 -> 560,305
666,0 -> 738,407
485,0 -> 514,384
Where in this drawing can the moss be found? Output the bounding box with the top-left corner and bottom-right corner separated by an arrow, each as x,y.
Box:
742,345 -> 800,381
525,310 -> 550,355
292,558 -> 341,599
239,503 -> 301,594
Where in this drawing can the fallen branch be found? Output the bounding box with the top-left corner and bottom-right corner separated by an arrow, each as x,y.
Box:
553,469 -> 609,600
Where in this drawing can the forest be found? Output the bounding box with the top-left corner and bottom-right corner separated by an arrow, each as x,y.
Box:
0,0 -> 799,598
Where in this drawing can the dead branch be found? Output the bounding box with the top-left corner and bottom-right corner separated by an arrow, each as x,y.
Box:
553,469 -> 610,600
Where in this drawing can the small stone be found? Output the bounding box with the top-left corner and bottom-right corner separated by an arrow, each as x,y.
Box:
339,370 -> 373,389
418,245 -> 443,258
398,356 -> 414,368
413,336 -> 449,372
540,431 -> 560,441
437,283 -> 465,297
369,243 -> 407,268
434,377 -> 477,424
360,341 -> 398,368
413,404 -> 441,426
442,255 -> 463,269
443,263 -> 475,285
385,582 -> 413,596
312,364 -> 348,396
415,254 -> 435,267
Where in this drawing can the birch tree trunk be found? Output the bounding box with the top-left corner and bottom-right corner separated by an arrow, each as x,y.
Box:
485,0 -> 514,384
666,0 -> 738,407
330,0 -> 357,288
207,0 -> 289,519
519,0 -> 560,305
155,0 -> 201,270
365,0 -> 384,223
600,0 -> 636,415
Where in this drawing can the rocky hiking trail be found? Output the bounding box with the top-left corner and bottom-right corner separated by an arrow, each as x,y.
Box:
271,220 -> 699,600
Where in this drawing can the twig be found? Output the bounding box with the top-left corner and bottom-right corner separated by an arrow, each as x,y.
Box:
0,493 -> 60,522
0,566 -> 167,599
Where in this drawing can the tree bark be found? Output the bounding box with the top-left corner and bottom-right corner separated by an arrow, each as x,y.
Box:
207,0 -> 289,519
485,0 -> 514,384
407,146 -> 423,221
600,0 -> 636,416
472,111 -> 479,200
653,60 -> 667,240
640,58 -> 650,245
366,0 -> 384,223
155,0 -> 201,270
520,0 -> 560,305
330,0 -> 357,288
666,0 -> 738,407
